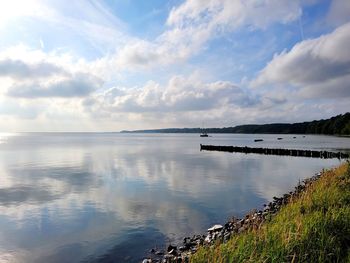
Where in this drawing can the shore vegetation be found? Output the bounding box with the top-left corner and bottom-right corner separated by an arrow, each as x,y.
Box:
191,162 -> 350,262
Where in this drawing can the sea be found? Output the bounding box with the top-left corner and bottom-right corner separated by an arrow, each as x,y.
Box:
0,133 -> 349,262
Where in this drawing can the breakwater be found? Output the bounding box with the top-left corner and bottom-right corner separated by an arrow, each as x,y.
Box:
200,144 -> 349,159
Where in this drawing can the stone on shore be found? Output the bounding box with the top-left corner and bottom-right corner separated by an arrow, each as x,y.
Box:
207,224 -> 223,232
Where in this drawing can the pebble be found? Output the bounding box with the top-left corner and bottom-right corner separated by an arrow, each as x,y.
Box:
207,224 -> 223,232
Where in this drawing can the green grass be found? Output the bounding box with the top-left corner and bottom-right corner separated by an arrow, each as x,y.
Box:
191,162 -> 350,263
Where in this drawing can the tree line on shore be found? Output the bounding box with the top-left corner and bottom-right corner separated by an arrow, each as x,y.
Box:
121,112 -> 350,135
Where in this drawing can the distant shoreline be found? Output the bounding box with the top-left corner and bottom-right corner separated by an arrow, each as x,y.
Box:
121,112 -> 350,136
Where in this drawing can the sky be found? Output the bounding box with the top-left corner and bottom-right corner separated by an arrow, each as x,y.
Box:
0,0 -> 349,131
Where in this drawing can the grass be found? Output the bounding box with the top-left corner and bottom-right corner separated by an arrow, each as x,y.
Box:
191,162 -> 350,263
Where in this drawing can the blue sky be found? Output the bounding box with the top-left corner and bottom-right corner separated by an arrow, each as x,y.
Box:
0,0 -> 349,131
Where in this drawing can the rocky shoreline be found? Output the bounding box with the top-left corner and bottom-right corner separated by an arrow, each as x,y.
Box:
142,171 -> 323,263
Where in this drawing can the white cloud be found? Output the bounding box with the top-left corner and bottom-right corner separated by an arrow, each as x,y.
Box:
116,0 -> 302,69
327,0 -> 350,26
0,46 -> 103,99
0,45 -> 93,80
7,74 -> 102,98
83,75 -> 259,116
167,0 -> 301,29
0,59 -> 65,79
253,22 -> 350,98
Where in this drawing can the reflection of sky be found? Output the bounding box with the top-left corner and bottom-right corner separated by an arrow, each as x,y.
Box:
0,133 -> 346,262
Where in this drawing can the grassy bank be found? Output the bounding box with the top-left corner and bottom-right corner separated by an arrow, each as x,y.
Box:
191,162 -> 350,263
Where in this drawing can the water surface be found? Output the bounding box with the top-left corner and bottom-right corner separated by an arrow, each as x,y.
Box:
0,133 -> 348,262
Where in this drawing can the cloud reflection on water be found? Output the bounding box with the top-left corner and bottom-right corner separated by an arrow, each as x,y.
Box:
0,133 -> 342,262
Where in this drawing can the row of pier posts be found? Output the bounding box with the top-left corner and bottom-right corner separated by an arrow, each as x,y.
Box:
200,144 -> 349,159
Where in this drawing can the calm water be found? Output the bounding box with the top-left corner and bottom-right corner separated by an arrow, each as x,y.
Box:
0,133 -> 349,262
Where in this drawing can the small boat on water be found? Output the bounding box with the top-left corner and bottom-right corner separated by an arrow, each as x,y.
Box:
277,137 -> 283,140
254,139 -> 263,142
200,132 -> 209,137
200,126 -> 209,137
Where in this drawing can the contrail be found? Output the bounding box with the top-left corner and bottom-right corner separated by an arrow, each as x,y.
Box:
298,15 -> 304,41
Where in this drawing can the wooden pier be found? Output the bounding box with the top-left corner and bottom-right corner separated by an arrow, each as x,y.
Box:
200,144 -> 349,159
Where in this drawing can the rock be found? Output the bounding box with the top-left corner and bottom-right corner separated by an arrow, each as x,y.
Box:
167,245 -> 177,253
183,237 -> 190,243
194,234 -> 202,241
195,238 -> 203,245
178,246 -> 186,252
155,250 -> 164,255
208,224 -> 223,232
183,242 -> 192,250
167,245 -> 177,256
204,234 -> 212,243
